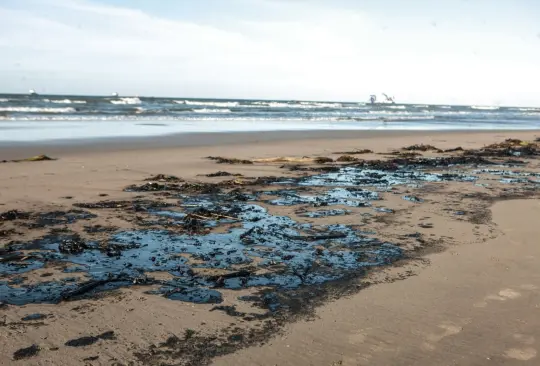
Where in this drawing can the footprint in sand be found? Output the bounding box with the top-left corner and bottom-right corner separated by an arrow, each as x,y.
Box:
503,334 -> 537,361
474,288 -> 522,308
348,330 -> 367,345
504,347 -> 537,361
422,321 -> 469,351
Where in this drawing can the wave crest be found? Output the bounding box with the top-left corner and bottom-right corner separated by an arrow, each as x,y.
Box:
0,107 -> 76,113
177,100 -> 239,108
471,105 -> 500,110
111,97 -> 142,105
49,99 -> 87,104
192,108 -> 232,113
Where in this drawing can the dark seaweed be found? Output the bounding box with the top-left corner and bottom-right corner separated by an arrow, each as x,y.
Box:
65,331 -> 116,347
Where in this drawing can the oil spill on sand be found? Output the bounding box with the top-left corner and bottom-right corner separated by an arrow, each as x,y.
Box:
2,160 -> 538,309
2,147 -> 540,365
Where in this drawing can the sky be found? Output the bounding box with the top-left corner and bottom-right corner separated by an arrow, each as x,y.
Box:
0,0 -> 539,106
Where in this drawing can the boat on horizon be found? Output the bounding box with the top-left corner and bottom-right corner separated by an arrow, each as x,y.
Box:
29,89 -> 38,96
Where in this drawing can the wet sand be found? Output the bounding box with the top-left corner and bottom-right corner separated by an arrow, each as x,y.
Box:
218,199 -> 540,365
2,130 -> 540,365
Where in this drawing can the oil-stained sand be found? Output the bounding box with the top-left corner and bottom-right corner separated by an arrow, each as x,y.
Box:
1,130 -> 540,365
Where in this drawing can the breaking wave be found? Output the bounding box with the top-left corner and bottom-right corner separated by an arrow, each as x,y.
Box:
386,105 -> 407,109
192,108 -> 232,113
49,99 -> 87,104
471,105 -> 500,110
0,106 -> 76,113
177,100 -> 240,108
110,97 -> 142,105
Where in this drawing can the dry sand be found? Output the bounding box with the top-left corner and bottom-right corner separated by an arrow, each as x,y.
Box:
1,130 -> 540,365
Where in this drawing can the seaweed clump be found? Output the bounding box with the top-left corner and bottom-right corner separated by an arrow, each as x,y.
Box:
314,157 -> 333,164
464,139 -> 540,157
402,144 -> 442,152
206,156 -> 253,165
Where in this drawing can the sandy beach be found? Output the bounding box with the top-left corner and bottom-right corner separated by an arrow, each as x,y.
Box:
2,130 -> 540,366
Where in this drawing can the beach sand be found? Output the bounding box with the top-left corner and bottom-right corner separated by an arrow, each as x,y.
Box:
1,130 -> 540,365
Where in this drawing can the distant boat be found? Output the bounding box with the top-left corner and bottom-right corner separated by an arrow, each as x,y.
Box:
369,93 -> 395,105
111,92 -> 119,97
29,89 -> 38,96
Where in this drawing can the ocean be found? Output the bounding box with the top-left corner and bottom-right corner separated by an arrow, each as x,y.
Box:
1,94 -> 540,142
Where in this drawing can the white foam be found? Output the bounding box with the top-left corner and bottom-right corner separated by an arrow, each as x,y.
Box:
413,105 -> 429,108
0,107 -> 76,113
513,107 -> 540,112
384,116 -> 435,121
386,105 -> 406,109
192,108 -> 232,113
369,111 -> 413,115
110,97 -> 142,105
178,100 -> 239,108
0,98 -> 9,102
440,106 -> 452,109
471,105 -> 499,110
300,102 -> 342,108
50,99 -> 87,104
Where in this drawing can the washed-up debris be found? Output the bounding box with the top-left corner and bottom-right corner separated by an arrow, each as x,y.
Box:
298,209 -> 350,218
83,356 -> 99,361
387,151 -> 422,158
25,210 -> 97,229
0,210 -> 95,228
124,182 -> 181,192
205,171 -> 242,177
84,225 -> 117,234
464,138 -> 540,157
374,207 -> 394,213
443,147 -> 464,153
402,195 -> 424,203
74,199 -> 171,211
402,144 -> 442,152
165,288 -> 223,304
283,156 -> 491,173
314,157 -> 334,164
65,331 -> 116,347
284,164 -> 341,173
145,174 -> 183,182
0,251 -> 29,263
0,210 -> 30,221
206,156 -> 253,165
0,228 -> 16,237
12,155 -> 56,163
13,344 -> 40,360
22,313 -> 47,321
333,149 -> 373,155
59,235 -> 88,254
336,155 -> 358,162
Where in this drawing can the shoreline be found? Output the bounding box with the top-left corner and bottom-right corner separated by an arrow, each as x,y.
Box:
1,129 -> 539,160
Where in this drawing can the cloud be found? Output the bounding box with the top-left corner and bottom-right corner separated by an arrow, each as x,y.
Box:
0,0 -> 539,106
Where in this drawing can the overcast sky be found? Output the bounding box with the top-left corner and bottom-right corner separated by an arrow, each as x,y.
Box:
1,0 -> 539,106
